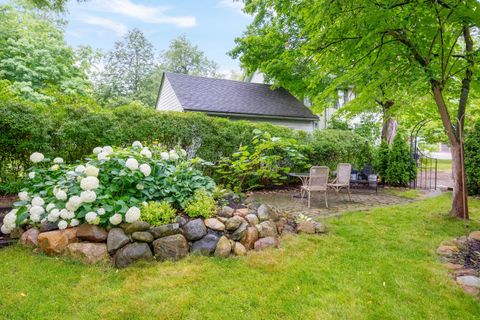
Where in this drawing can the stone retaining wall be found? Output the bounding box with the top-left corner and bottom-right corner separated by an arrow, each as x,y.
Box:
18,204 -> 325,268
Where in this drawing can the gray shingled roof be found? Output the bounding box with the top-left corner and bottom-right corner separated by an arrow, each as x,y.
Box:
163,72 -> 318,120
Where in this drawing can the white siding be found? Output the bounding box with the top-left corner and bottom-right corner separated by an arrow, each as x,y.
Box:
156,77 -> 183,111
223,115 -> 317,133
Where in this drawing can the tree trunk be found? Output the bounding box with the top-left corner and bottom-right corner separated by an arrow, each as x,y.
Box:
381,117 -> 397,145
431,81 -> 469,219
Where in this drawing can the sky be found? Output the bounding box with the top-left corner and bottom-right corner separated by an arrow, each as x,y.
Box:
63,0 -> 252,75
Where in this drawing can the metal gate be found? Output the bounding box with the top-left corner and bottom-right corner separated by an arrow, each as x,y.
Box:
410,120 -> 438,190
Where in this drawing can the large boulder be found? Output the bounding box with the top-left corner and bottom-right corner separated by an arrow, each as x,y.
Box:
297,221 -> 316,234
233,242 -> 247,256
38,228 -> 78,256
65,243 -> 108,264
204,218 -> 225,231
149,223 -> 180,239
456,276 -> 480,288
153,234 -> 189,261
257,204 -> 276,221
182,219 -> 207,241
256,221 -> 278,238
233,208 -> 249,218
114,242 -> 152,268
254,237 -> 279,251
225,216 -> 244,231
191,234 -> 219,256
122,221 -> 151,234
231,222 -> 248,241
39,222 -> 58,233
131,231 -> 154,243
214,236 -> 232,258
245,214 -> 259,226
241,227 -> 259,250
76,224 -> 108,242
20,228 -> 39,247
219,206 -> 234,218
107,228 -> 130,253
436,245 -> 458,257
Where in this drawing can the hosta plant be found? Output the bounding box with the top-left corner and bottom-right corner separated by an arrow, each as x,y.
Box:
1,141 -> 215,234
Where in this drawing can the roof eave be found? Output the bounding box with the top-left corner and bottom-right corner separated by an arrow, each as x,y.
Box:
184,109 -> 319,121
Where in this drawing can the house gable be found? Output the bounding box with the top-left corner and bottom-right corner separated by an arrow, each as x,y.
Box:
156,75 -> 183,112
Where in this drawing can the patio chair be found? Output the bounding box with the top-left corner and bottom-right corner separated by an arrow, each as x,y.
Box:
328,163 -> 352,201
301,166 -> 329,208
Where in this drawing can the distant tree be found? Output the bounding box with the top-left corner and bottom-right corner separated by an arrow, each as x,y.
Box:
0,4 -> 90,102
74,45 -> 103,84
24,0 -> 87,12
97,28 -> 155,106
160,35 -> 220,77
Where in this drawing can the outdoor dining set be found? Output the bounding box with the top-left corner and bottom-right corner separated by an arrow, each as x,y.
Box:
289,163 -> 379,208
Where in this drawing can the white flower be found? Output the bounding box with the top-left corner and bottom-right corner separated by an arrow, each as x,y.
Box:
125,158 -> 139,170
75,165 -> 86,173
93,147 -> 103,154
55,189 -> 67,201
85,211 -> 99,225
160,152 -> 170,160
169,150 -> 179,160
66,171 -> 76,179
59,209 -> 70,219
29,206 -> 44,222
80,176 -> 99,190
53,157 -> 64,164
31,196 -> 45,207
4,209 -> 18,225
109,213 -> 122,225
179,149 -> 187,157
50,164 -> 60,171
85,165 -> 99,177
142,201 -> 148,207
30,152 -> 44,163
28,172 -> 36,179
136,183 -> 144,190
132,141 -> 143,148
70,219 -> 80,227
125,206 -> 141,223
97,151 -> 109,161
139,163 -> 151,177
140,148 -> 152,158
103,146 -> 113,154
80,190 -> 97,203
47,209 -> 60,222
18,191 -> 29,201
1,224 -> 11,234
58,220 -> 68,230
66,196 -> 82,212
97,208 -> 105,216
46,203 -> 55,212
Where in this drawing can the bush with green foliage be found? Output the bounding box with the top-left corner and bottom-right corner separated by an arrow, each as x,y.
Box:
216,130 -> 309,191
465,121 -> 480,195
140,201 -> 177,226
385,135 -> 411,186
374,141 -> 390,181
184,189 -> 217,219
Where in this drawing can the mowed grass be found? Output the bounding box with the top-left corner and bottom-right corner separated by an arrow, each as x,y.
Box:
384,188 -> 422,199
437,159 -> 452,172
1,194 -> 480,320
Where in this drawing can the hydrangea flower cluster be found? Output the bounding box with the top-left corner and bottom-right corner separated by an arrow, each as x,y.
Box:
1,142 -> 212,234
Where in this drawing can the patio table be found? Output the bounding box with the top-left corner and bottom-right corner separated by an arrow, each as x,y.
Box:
288,172 -> 310,198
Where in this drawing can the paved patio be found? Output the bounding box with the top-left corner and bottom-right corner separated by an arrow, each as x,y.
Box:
247,188 -> 416,219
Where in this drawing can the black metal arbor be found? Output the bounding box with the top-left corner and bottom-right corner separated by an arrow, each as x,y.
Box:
409,119 -> 438,190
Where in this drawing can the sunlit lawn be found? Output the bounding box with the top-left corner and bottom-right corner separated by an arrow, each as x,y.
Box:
437,159 -> 452,171
0,194 -> 479,319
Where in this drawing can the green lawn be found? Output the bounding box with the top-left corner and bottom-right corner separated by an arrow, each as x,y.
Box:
437,159 -> 452,171
1,194 -> 479,319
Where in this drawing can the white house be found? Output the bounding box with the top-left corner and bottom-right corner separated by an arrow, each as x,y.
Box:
156,72 -> 319,132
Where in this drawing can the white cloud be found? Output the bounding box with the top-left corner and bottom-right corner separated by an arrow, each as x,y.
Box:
218,0 -> 245,14
81,16 -> 128,35
91,0 -> 197,28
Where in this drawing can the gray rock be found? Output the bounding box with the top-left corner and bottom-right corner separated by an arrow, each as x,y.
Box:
214,236 -> 231,258
191,234 -> 219,256
131,231 -> 154,243
314,222 -> 326,233
219,206 -> 234,218
76,224 -> 108,242
204,218 -> 225,231
207,229 -> 224,238
176,216 -> 189,227
231,222 -> 248,241
254,237 -> 279,251
225,216 -> 244,231
153,234 -> 189,261
114,242 -> 152,268
149,223 -> 180,239
122,221 -> 151,234
39,222 -> 58,233
233,242 -> 246,256
257,204 -> 272,221
297,221 -> 316,234
245,214 -> 259,226
456,276 -> 480,288
107,228 -> 130,253
182,218 -> 207,241
256,220 -> 278,238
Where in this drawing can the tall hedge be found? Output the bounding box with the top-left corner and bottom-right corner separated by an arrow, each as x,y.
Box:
465,121 -> 480,195
385,135 -> 411,186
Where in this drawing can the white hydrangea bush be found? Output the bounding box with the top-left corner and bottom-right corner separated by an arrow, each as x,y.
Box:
1,142 -> 215,234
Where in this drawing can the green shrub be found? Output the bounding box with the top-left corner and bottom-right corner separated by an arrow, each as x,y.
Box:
184,189 -> 217,219
385,135 -> 411,186
141,201 -> 177,226
465,121 -> 480,195
216,130 -> 309,191
374,141 -> 390,181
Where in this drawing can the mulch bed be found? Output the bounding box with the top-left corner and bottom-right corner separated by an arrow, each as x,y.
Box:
452,239 -> 480,273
